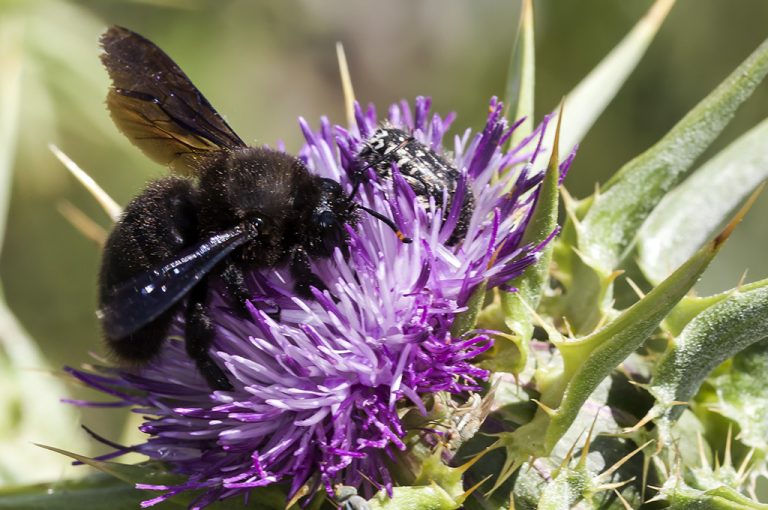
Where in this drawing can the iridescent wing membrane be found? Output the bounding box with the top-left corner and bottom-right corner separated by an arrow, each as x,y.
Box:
99,228 -> 254,340
101,25 -> 246,174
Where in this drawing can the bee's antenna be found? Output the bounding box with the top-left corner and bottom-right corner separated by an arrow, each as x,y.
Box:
356,204 -> 412,244
347,177 -> 363,204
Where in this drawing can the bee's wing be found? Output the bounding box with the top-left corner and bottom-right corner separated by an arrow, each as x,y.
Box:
100,26 -> 246,175
99,227 -> 254,340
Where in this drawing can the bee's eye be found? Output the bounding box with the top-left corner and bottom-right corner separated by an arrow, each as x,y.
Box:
316,211 -> 337,230
319,178 -> 342,194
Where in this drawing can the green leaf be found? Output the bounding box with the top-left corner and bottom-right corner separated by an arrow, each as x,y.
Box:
664,484 -> 768,510
579,36 -> 768,273
496,105 -> 562,373
494,204 -> 744,479
0,474 -> 173,510
649,278 -> 768,421
638,116 -> 768,284
0,472 -> 286,510
35,444 -> 183,487
504,0 -> 535,149
542,0 -> 676,154
451,281 -> 487,337
368,485 -> 460,510
708,339 -> 768,452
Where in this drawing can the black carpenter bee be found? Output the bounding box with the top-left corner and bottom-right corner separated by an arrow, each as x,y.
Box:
357,126 -> 474,245
97,26 -> 406,391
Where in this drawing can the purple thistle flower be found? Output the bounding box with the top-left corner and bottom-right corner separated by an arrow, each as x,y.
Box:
68,97 -> 569,509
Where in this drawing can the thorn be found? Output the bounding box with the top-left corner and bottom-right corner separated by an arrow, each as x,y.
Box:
736,269 -> 749,289
724,424 -> 733,468
546,98 -> 565,172
614,488 -> 633,510
606,270 -> 625,284
577,411 -> 601,469
486,456 -> 523,495
597,476 -> 636,492
355,469 -> 381,492
597,440 -> 653,482
644,492 -> 666,504
625,277 -> 646,299
456,447 -> 489,474
594,308 -> 611,331
559,187 -> 582,229
531,399 -> 556,417
50,144 -> 122,221
562,316 -> 575,338
554,429 -> 586,478
737,448 -> 755,482
641,453 -> 651,502
622,409 -> 657,434
459,475 -> 492,503
57,200 -> 107,246
713,182 -> 764,249
335,42 -> 356,128
285,484 -> 310,509
516,296 -> 562,342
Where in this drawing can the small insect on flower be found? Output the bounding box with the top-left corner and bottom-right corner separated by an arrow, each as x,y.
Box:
357,125 -> 475,245
96,26 -> 406,391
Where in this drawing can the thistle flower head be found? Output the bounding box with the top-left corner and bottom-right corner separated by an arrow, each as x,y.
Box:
69,97 -> 565,509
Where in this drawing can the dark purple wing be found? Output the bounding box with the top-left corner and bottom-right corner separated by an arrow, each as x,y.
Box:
98,227 -> 254,339
100,25 -> 246,174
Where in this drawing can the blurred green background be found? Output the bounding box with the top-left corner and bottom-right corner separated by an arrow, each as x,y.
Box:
0,0 -> 766,484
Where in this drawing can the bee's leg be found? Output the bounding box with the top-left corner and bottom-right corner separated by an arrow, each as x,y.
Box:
218,260 -> 281,321
288,246 -> 329,299
185,277 -> 233,391
218,259 -> 250,316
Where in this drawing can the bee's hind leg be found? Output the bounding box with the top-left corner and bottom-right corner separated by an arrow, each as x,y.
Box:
185,277 -> 233,391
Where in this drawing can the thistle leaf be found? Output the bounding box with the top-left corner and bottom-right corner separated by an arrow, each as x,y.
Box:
505,0 -> 535,149
661,483 -> 768,509
498,103 -> 562,372
708,339 -> 768,453
451,281 -> 487,337
0,473 -> 282,510
542,0 -> 676,154
638,117 -> 768,284
649,278 -> 768,421
579,36 -> 768,273
0,474 -> 173,510
43,444 -> 305,509
495,202 -> 747,473
368,485 -> 460,510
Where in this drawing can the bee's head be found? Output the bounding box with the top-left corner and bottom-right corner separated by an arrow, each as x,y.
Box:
306,178 -> 355,257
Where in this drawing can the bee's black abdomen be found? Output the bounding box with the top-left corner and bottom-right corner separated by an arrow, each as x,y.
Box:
106,313 -> 175,363
99,177 -> 200,362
